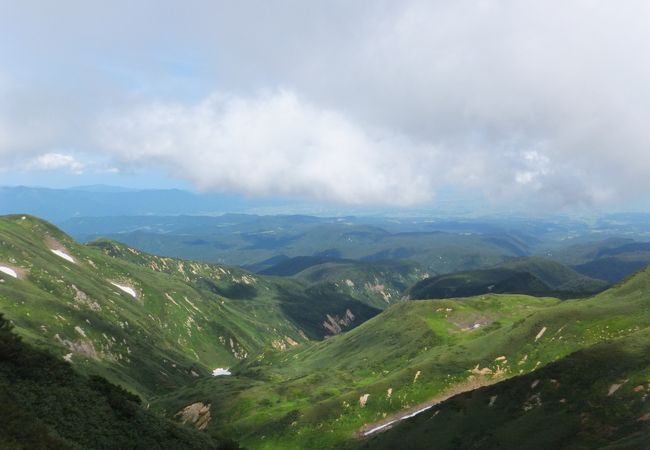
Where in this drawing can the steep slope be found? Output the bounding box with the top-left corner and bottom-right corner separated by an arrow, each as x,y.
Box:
0,314 -> 231,450
154,266 -> 650,449
407,257 -> 607,300
0,215 -> 379,398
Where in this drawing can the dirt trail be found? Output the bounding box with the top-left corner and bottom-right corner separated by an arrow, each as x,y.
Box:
355,377 -> 502,438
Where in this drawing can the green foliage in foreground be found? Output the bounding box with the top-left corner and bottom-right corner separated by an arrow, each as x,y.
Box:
0,313 -> 234,450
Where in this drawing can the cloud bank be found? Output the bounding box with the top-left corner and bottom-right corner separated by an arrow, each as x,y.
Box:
99,90 -> 436,205
2,1 -> 650,209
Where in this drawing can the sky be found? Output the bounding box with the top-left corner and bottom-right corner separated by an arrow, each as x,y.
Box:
1,1 -> 650,212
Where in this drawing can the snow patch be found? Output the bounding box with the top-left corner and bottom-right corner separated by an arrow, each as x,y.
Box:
534,326 -> 547,342
51,249 -> 75,263
212,368 -> 231,376
111,282 -> 137,298
363,404 -> 434,436
0,266 -> 18,278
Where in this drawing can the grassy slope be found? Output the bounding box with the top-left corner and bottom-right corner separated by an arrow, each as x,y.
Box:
0,314 -> 229,450
354,329 -> 650,449
0,215 -> 378,399
154,266 -> 650,449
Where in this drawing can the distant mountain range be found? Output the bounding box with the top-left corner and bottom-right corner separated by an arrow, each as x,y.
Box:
0,185 -> 252,221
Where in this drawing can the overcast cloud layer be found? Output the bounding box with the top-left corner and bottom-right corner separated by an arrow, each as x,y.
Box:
2,1 -> 650,209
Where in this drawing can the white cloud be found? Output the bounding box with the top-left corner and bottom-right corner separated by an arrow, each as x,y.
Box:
2,1 -> 650,209
99,90 -> 437,205
25,153 -> 85,174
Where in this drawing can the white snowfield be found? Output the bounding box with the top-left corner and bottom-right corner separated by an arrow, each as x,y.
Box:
111,282 -> 137,298
0,266 -> 18,278
212,368 -> 232,376
362,404 -> 435,436
51,249 -> 75,263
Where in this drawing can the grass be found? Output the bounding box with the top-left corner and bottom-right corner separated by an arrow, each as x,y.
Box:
0,215 -> 379,399
151,266 -> 650,449
353,327 -> 650,449
3,214 -> 650,449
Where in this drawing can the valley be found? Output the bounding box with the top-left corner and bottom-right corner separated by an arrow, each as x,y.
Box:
2,213 -> 650,449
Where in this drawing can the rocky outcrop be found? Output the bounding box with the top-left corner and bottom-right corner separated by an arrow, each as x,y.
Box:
175,402 -> 212,430
322,309 -> 356,336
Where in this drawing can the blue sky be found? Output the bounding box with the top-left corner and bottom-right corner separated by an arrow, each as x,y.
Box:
2,1 -> 650,212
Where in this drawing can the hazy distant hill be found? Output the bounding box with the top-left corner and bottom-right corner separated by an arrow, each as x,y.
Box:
258,256 -> 428,308
549,238 -> 650,283
406,257 -> 608,300
61,214 -> 537,274
0,185 -> 251,221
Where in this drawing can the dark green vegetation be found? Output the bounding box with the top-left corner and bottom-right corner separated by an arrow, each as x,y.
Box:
407,257 -> 608,300
0,313 -> 231,450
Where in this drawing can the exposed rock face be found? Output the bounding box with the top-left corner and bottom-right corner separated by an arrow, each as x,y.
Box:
175,402 -> 212,430
54,333 -> 99,360
322,309 -> 356,336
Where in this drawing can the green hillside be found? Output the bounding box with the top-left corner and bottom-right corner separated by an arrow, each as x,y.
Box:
407,257 -> 607,300
0,215 -> 378,399
261,256 -> 427,308
354,329 -> 650,449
